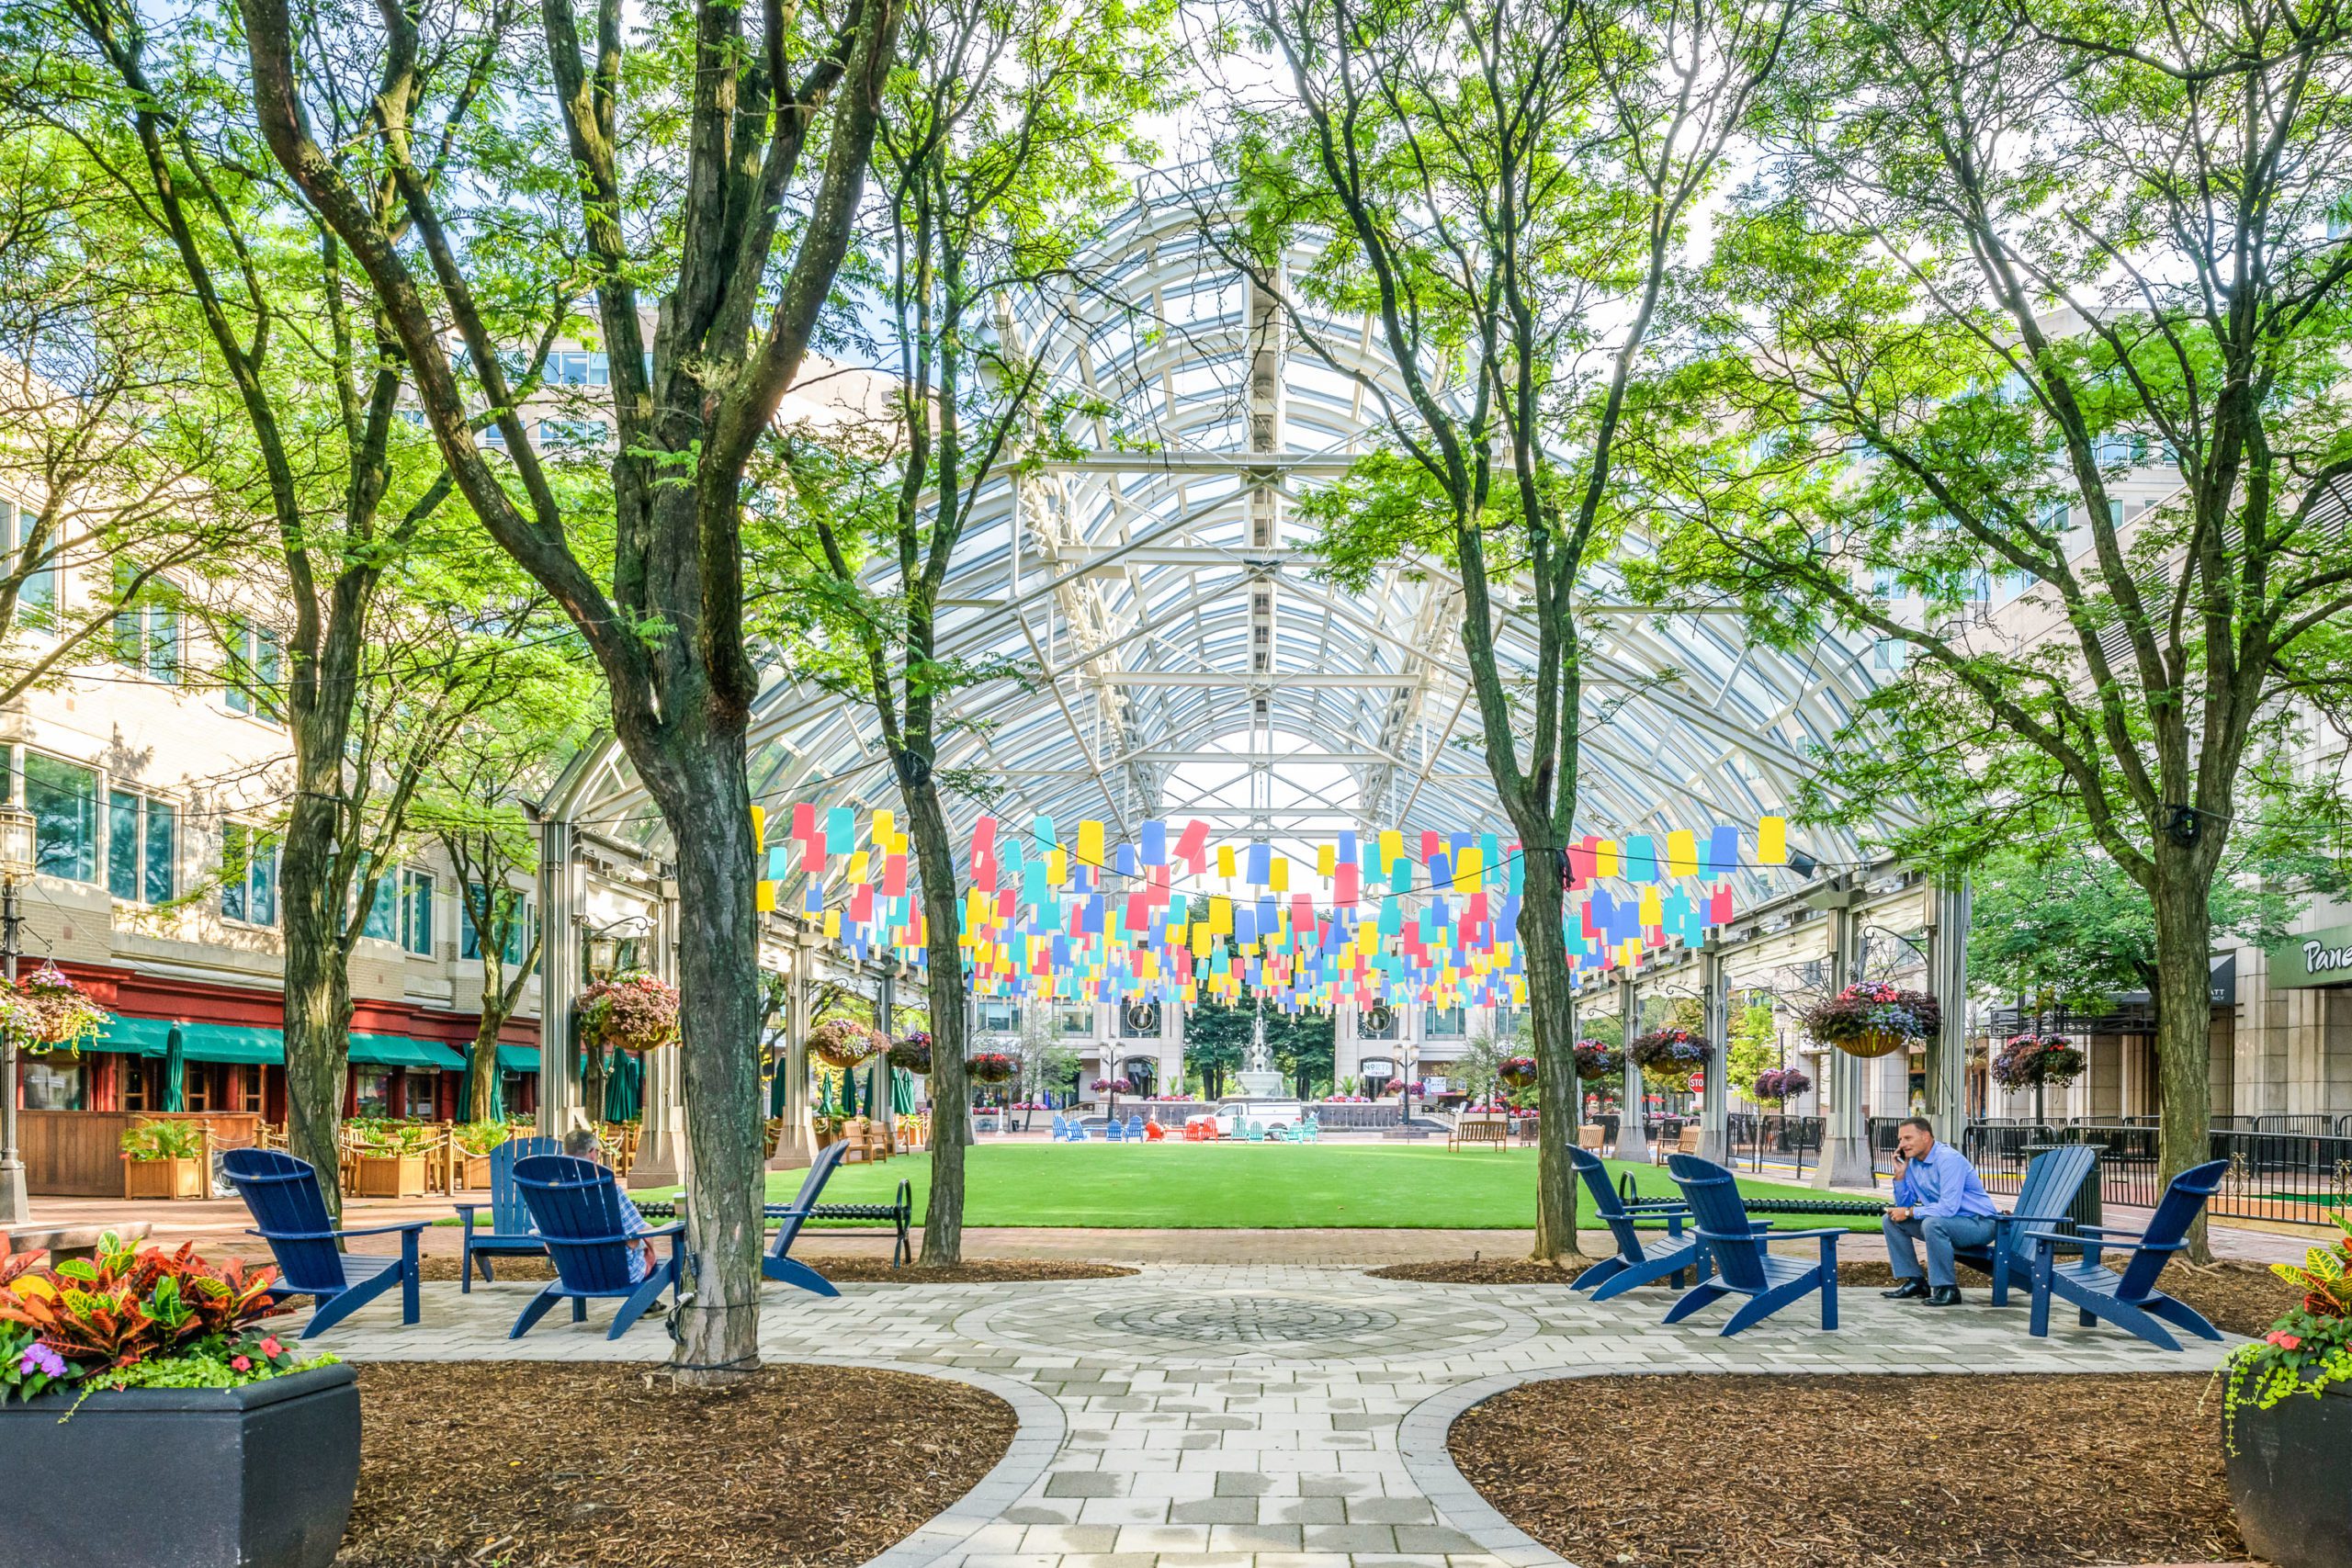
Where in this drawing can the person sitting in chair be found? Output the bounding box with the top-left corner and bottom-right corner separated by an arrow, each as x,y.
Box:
556,1127 -> 659,1282
1879,1115 -> 1996,1306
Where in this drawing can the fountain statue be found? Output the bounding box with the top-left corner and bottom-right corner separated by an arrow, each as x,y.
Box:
1235,997 -> 1287,1100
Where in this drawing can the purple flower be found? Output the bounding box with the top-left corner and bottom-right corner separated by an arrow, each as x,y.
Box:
19,1342 -> 66,1380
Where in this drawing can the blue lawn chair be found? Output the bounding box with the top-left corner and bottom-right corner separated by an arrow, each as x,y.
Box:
1125,1114 -> 1144,1142
1663,1153 -> 1841,1336
452,1134 -> 560,1292
1568,1147 -> 1708,1302
1303,1114 -> 1321,1143
1068,1118 -> 1090,1142
222,1148 -> 424,1338
1950,1143 -> 2096,1305
761,1140 -> 848,1297
509,1155 -> 684,1340
2027,1158 -> 2229,1350
1050,1113 -> 1068,1141
1104,1119 -> 1125,1144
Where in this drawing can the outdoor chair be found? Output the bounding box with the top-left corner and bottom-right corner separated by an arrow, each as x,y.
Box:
1578,1123 -> 1605,1153
222,1147 -> 424,1339
452,1134 -> 560,1291
1568,1147 -> 1708,1302
1104,1120 -> 1125,1144
1949,1143 -> 2096,1306
1182,1120 -> 1205,1142
1125,1114 -> 1144,1141
1068,1119 -> 1090,1141
1662,1153 -> 1842,1337
757,1139 -> 850,1297
1144,1120 -> 1166,1142
509,1155 -> 685,1340
1050,1113 -> 1069,1141
1247,1120 -> 1266,1142
1651,1125 -> 1703,1167
1304,1115 -> 1321,1143
2025,1157 -> 2230,1351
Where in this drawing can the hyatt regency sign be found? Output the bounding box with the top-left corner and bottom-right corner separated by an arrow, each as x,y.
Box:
2271,921 -> 2352,990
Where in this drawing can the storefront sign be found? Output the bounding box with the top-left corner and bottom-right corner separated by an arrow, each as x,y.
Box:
2270,921 -> 2352,989
1358,1056 -> 1396,1077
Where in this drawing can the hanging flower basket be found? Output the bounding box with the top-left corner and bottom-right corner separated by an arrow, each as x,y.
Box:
887,1032 -> 933,1074
1801,983 -> 1939,1060
807,1017 -> 884,1070
580,972 -> 680,1055
1752,1066 -> 1811,1106
1497,1055 -> 1538,1089
966,1051 -> 1018,1085
1571,1039 -> 1623,1080
1627,1027 -> 1712,1073
2,964 -> 112,1055
1091,1076 -> 1135,1095
1989,1033 -> 2086,1090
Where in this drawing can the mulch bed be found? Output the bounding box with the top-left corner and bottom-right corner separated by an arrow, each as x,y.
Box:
1370,1254 -> 2297,1335
337,1361 -> 1014,1567
414,1255 -> 1133,1285
1451,1373 -> 2243,1567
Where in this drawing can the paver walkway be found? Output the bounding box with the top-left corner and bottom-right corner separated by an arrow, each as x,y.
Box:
315,1263 -> 2237,1568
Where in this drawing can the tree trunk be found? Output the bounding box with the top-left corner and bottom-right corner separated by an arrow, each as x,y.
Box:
638,744 -> 763,1383
2149,853 -> 2217,1263
1518,859 -> 1584,1261
277,770 -> 349,1222
902,781 -> 968,1267
467,958 -> 510,1124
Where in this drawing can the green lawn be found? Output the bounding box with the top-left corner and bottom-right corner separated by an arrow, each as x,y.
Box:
646,1143 -> 1888,1230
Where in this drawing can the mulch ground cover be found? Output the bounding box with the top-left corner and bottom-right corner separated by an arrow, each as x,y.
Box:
336,1361 -> 1014,1567
1369,1255 -> 2297,1335
1450,1372 -> 2244,1567
413,1255 -> 1134,1284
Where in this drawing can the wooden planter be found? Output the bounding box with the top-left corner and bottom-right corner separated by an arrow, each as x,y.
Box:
351,1152 -> 427,1198
459,1153 -> 493,1190
122,1156 -> 207,1201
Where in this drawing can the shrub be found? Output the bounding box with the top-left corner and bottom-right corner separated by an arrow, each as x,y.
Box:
119,1121 -> 207,1162
2222,1213 -> 2352,1451
453,1121 -> 511,1156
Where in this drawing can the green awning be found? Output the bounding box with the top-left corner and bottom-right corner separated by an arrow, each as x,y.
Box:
179,1024 -> 284,1066
349,1033 -> 465,1070
91,1016 -> 176,1055
495,1044 -> 540,1074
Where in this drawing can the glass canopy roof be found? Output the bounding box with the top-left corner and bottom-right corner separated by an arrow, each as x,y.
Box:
554,192 -> 1907,908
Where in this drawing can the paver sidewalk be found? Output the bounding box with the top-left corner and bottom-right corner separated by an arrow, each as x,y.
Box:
312,1262 -> 2239,1568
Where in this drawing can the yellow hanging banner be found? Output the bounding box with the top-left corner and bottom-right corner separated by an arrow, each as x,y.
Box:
1758,815 -> 1787,865
1666,830 -> 1698,877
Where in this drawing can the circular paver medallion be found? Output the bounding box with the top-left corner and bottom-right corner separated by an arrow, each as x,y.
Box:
1094,1296 -> 1400,1344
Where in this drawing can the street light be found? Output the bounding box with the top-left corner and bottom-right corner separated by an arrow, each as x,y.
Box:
0,800 -> 39,1229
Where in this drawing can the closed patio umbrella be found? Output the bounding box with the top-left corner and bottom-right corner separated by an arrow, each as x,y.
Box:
161,1024 -> 186,1113
767,1054 -> 789,1116
891,1066 -> 915,1116
604,1049 -> 643,1122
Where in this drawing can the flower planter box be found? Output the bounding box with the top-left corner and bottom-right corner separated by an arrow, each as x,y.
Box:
1,1362 -> 359,1568
2227,1382 -> 2352,1568
351,1152 -> 426,1198
460,1153 -> 492,1190
123,1156 -> 208,1201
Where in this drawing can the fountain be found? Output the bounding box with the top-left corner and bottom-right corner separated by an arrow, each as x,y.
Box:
1234,998 -> 1287,1100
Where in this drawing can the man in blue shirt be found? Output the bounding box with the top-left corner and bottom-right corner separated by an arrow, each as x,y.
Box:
1880,1115 -> 1997,1306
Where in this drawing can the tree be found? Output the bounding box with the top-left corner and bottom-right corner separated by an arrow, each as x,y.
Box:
1272,1009 -> 1335,1099
1182,1001 -> 1254,1100
1637,0 -> 2352,1251
1226,0 -> 1793,1260
1724,998 -> 1778,1103
781,0 -> 1174,1263
1453,1028 -> 1512,1105
228,0 -> 901,1373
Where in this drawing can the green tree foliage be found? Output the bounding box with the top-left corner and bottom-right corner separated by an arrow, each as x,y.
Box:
1724,999 -> 1779,1102
1634,0 -> 2352,1247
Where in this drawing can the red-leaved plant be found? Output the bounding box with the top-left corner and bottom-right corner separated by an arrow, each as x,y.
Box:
0,1235 -> 286,1371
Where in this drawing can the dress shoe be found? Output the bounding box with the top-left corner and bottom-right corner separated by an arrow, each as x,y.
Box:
1880,1279 -> 1929,1300
1925,1286 -> 1964,1306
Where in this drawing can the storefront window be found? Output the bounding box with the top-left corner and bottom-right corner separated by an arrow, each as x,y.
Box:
403,1074 -> 437,1120
21,1057 -> 85,1110
355,1068 -> 393,1117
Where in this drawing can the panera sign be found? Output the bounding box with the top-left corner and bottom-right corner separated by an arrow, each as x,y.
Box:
2271,922 -> 2352,990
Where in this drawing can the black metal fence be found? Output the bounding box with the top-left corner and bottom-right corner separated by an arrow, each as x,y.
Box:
1961,1117 -> 2352,1227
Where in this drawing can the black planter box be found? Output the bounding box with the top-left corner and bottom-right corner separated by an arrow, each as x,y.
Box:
2228,1379 -> 2352,1568
0,1361 -> 359,1568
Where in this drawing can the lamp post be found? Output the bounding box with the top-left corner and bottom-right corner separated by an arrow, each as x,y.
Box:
0,802 -> 39,1228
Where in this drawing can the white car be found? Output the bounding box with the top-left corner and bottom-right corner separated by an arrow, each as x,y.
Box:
1211,1100 -> 1304,1138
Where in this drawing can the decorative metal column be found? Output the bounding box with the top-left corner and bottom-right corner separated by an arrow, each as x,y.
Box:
767,932 -> 816,1168
1929,877 -> 1973,1139
628,886 -> 685,1188
1697,942 -> 1731,1163
0,804 -> 34,1229
1615,968 -> 1648,1164
1815,890 -> 1874,1189
535,816 -> 581,1138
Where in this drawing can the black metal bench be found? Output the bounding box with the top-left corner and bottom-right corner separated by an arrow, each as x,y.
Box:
639,1178 -> 914,1269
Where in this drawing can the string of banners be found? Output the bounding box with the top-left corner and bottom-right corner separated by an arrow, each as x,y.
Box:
750,805 -> 1794,1013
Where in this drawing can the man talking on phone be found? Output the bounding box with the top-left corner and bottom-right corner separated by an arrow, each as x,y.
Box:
1880,1115 -> 1997,1306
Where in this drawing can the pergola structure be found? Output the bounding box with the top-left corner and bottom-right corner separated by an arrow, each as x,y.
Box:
537,188 -> 1960,1185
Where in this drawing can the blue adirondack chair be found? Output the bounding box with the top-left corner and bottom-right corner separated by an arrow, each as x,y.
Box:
222,1147 -> 424,1338
761,1140 -> 848,1297
1946,1143 -> 2096,1306
1303,1115 -> 1321,1143
1068,1118 -> 1090,1142
2026,1158 -> 2229,1350
1568,1147 -> 1709,1302
509,1155 -> 685,1340
1663,1153 -> 1842,1336
1103,1119 -> 1125,1144
1050,1113 -> 1068,1141
451,1134 -> 560,1292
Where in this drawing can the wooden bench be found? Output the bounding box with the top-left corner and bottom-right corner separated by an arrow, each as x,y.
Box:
1449,1116 -> 1510,1151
